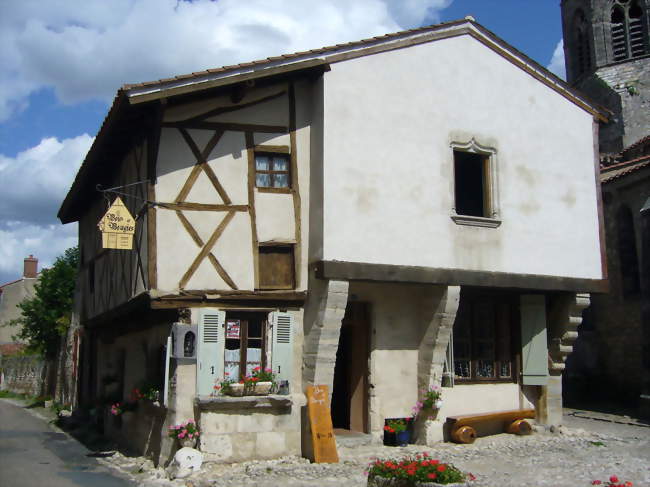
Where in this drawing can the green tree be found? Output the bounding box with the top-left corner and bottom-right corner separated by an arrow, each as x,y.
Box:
10,247 -> 79,358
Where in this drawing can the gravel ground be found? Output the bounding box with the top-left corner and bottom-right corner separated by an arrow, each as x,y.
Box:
97,411 -> 650,487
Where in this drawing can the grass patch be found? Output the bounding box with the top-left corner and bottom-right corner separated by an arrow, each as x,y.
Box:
0,390 -> 28,400
590,441 -> 606,447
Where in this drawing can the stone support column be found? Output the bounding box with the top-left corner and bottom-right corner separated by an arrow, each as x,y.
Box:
542,292 -> 590,425
302,277 -> 349,393
414,285 -> 460,445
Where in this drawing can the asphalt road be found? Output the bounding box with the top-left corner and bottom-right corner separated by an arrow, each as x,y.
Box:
0,399 -> 134,487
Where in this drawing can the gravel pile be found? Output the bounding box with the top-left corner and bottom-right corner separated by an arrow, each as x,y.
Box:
101,423 -> 650,487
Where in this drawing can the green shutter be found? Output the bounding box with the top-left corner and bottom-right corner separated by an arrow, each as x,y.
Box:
196,309 -> 225,398
520,295 -> 549,386
271,311 -> 294,386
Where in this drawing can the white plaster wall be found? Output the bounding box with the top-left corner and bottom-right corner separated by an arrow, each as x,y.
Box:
437,383 -> 533,418
255,192 -> 295,242
349,281 -> 439,420
321,35 -> 603,280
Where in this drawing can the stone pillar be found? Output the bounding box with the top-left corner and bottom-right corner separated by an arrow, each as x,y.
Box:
543,292 -> 590,425
302,277 -> 349,393
414,285 -> 460,445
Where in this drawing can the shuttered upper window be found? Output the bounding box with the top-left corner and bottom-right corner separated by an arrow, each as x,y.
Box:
611,0 -> 648,61
258,245 -> 295,290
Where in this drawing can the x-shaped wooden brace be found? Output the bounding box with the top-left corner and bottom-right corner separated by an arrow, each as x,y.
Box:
175,128 -> 238,289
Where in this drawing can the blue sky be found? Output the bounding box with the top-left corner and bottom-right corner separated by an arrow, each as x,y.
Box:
0,0 -> 567,283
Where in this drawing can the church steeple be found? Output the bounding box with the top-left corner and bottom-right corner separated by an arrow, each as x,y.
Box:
561,0 -> 650,153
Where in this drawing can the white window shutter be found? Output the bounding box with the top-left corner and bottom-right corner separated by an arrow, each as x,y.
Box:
520,295 -> 549,386
196,309 -> 225,397
271,311 -> 294,386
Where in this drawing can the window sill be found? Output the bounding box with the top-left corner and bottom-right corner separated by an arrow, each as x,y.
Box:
256,187 -> 293,194
195,394 -> 293,412
451,214 -> 502,228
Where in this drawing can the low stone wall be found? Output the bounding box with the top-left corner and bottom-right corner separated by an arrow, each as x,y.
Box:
197,394 -> 304,462
0,354 -> 46,396
104,400 -> 171,466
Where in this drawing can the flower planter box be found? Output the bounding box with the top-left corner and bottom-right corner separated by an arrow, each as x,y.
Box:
224,381 -> 274,397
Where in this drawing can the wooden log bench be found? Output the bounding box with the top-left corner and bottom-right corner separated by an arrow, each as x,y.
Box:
446,408 -> 535,444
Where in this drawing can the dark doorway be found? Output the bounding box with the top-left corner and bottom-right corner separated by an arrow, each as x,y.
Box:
331,302 -> 370,432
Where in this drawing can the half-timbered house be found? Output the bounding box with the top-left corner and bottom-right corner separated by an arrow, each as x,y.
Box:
58,18 -> 608,463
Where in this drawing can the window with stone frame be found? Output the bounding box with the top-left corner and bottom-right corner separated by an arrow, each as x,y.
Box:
224,312 -> 267,381
611,0 -> 648,61
453,290 -> 518,382
450,139 -> 500,228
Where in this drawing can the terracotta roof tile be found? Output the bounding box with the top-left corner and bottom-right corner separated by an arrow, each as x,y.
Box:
601,155 -> 650,183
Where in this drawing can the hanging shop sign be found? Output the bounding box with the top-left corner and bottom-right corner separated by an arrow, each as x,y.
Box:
98,196 -> 136,249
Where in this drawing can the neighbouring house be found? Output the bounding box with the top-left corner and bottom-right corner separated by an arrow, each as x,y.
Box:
560,0 -> 650,415
58,18 -> 608,463
0,256 -> 43,394
0,255 -> 39,347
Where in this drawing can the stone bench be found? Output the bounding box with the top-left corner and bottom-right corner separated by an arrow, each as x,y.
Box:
446,408 -> 535,443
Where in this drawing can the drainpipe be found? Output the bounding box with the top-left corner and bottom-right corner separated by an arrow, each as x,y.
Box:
639,198 -> 650,419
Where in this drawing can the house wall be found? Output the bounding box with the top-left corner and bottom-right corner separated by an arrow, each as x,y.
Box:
320,35 -> 603,281
0,278 -> 37,343
77,140 -> 150,320
194,307 -> 305,462
155,79 -> 312,294
579,169 -> 649,401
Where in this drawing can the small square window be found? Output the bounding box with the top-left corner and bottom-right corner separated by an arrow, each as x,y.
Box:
255,153 -> 291,189
258,245 -> 295,289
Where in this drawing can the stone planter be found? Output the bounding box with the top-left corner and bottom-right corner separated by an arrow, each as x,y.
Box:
368,476 -> 471,487
224,382 -> 273,397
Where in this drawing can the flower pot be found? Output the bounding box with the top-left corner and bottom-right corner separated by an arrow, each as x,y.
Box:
178,437 -> 197,448
396,430 -> 411,447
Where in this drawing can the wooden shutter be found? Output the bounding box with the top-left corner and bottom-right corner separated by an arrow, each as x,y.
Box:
196,309 -> 225,398
519,295 -> 549,386
271,311 -> 294,386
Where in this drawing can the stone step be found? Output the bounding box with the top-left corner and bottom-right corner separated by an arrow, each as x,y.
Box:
334,429 -> 376,448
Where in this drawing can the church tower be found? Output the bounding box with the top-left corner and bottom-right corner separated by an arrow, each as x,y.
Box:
561,0 -> 650,153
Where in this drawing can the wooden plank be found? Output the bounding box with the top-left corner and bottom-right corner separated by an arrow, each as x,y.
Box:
159,202 -> 248,212
175,129 -> 204,202
163,121 -> 288,134
288,83 -> 302,289
245,132 -> 260,289
177,128 -> 231,204
447,408 -> 535,427
184,90 -> 286,123
254,144 -> 290,154
146,101 -> 164,290
306,385 -> 339,464
179,210 -> 236,288
175,211 -> 238,290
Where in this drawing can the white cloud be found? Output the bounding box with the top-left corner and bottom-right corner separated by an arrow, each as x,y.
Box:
0,0 -> 454,121
0,222 -> 78,285
546,39 -> 566,80
0,135 -> 91,283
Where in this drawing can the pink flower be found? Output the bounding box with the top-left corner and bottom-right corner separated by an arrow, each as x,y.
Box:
178,432 -> 185,439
